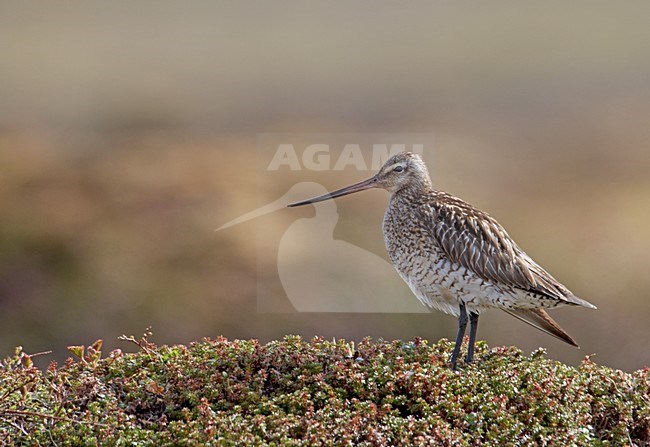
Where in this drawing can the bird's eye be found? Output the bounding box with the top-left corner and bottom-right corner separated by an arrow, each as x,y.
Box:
393,165 -> 405,173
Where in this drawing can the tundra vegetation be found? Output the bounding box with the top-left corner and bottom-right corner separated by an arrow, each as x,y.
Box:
0,334 -> 648,446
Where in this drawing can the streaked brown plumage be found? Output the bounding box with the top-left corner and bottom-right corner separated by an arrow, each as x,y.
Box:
288,152 -> 596,369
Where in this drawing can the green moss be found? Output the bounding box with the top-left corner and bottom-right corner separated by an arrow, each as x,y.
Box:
0,336 -> 648,446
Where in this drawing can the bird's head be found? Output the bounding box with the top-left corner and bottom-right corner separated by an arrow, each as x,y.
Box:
374,152 -> 431,193
287,152 -> 431,207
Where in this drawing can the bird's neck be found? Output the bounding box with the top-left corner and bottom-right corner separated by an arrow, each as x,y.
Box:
390,176 -> 435,204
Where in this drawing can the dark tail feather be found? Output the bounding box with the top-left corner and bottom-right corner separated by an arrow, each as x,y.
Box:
502,308 -> 579,347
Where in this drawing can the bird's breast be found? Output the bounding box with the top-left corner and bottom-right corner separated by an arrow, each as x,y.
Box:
382,200 -> 500,314
383,201 -> 446,281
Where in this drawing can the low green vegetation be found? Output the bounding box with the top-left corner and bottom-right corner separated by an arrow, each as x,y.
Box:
1,334 -> 648,446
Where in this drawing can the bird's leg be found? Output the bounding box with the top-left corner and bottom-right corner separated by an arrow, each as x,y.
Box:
466,312 -> 479,364
450,302 -> 468,370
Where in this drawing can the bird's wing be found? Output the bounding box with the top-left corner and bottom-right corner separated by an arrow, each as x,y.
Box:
430,193 -> 595,308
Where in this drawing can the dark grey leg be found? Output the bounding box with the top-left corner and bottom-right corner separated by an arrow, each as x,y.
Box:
450,302 -> 468,370
466,312 -> 479,364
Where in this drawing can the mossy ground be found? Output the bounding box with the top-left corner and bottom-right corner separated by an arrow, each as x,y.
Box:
0,335 -> 648,446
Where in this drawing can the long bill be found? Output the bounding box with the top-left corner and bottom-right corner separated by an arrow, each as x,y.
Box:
287,175 -> 379,207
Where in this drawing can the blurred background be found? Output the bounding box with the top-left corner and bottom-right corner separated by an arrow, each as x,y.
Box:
1,2 -> 649,371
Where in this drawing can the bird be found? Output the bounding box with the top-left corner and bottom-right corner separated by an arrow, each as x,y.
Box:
288,151 -> 596,370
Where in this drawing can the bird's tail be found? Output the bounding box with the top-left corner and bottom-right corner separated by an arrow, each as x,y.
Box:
502,308 -> 579,347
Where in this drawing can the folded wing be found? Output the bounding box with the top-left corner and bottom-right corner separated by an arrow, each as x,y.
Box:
430,192 -> 596,309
